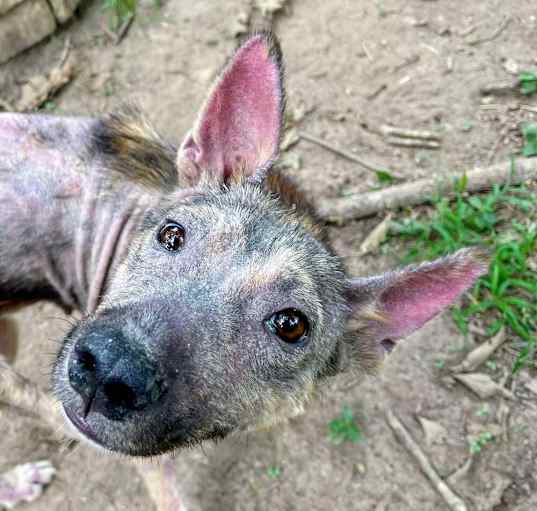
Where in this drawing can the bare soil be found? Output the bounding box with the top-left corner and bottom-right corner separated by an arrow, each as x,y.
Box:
1,1 -> 537,510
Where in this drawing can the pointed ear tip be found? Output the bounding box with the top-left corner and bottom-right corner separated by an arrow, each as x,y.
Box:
456,246 -> 490,276
239,31 -> 283,65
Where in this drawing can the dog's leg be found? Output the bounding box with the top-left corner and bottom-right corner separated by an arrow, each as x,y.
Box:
0,355 -> 67,441
138,459 -> 188,511
0,322 -> 73,509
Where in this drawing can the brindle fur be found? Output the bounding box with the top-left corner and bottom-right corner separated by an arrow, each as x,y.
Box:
0,34 -> 486,465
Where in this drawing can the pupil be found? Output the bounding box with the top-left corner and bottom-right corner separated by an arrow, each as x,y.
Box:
159,223 -> 184,251
265,308 -> 309,344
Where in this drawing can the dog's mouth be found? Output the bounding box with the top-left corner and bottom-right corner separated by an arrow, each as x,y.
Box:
63,404 -> 104,447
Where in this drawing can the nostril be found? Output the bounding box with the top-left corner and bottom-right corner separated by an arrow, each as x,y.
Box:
77,350 -> 96,373
103,380 -> 136,411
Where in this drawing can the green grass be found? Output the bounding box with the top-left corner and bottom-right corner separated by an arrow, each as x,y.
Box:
520,71 -> 537,96
266,466 -> 282,479
522,124 -> 537,157
469,431 -> 495,454
475,404 -> 491,417
328,406 -> 363,445
389,169 -> 537,372
102,0 -> 137,29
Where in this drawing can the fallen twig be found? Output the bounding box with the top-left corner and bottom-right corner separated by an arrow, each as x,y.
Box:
496,401 -> 510,443
386,136 -> 440,149
299,131 -> 383,172
521,104 -> 537,114
317,158 -> 537,223
468,17 -> 511,46
0,39 -> 73,113
381,125 -> 441,141
381,125 -> 442,149
59,37 -> 72,67
13,39 -> 74,112
446,457 -> 474,486
487,124 -> 509,164
386,409 -> 468,511
115,13 -> 135,45
366,83 -> 387,100
393,55 -> 420,72
479,80 -> 519,97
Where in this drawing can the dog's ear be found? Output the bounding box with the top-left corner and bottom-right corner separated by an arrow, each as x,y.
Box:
346,248 -> 488,356
177,33 -> 284,185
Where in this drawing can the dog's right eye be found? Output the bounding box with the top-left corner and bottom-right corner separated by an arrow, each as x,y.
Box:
157,222 -> 185,252
265,308 -> 309,344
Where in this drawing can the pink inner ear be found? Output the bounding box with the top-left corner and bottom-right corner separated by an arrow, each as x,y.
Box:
181,34 -> 283,182
378,253 -> 487,340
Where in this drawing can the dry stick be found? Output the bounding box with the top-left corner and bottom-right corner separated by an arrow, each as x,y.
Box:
386,409 -> 468,511
468,17 -> 511,46
366,83 -> 387,100
487,123 -> 510,165
386,136 -> 440,149
115,13 -> 135,45
381,125 -> 441,141
299,132 -> 383,173
521,104 -> 537,114
479,81 -> 519,96
317,158 -> 537,223
59,37 -> 72,67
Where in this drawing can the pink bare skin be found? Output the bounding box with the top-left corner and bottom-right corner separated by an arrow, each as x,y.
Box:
0,114 -> 158,313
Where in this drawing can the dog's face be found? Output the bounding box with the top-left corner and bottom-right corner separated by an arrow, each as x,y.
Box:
50,34 -> 487,456
53,182 -> 353,456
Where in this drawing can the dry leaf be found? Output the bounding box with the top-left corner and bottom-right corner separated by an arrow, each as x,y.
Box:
454,373 -> 515,400
359,214 -> 392,255
417,416 -> 448,446
450,328 -> 507,373
256,0 -> 287,17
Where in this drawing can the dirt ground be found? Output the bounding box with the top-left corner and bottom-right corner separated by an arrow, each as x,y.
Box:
1,0 -> 537,510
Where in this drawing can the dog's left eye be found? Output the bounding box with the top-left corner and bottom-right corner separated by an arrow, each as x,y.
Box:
265,308 -> 309,344
157,222 -> 185,251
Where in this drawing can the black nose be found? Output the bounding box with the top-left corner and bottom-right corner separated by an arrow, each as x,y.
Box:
68,330 -> 165,421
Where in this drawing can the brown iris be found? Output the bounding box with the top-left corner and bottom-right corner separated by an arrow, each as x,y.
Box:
266,308 -> 309,344
158,222 -> 185,251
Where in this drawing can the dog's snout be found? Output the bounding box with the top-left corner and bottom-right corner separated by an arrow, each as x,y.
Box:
68,330 -> 165,421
